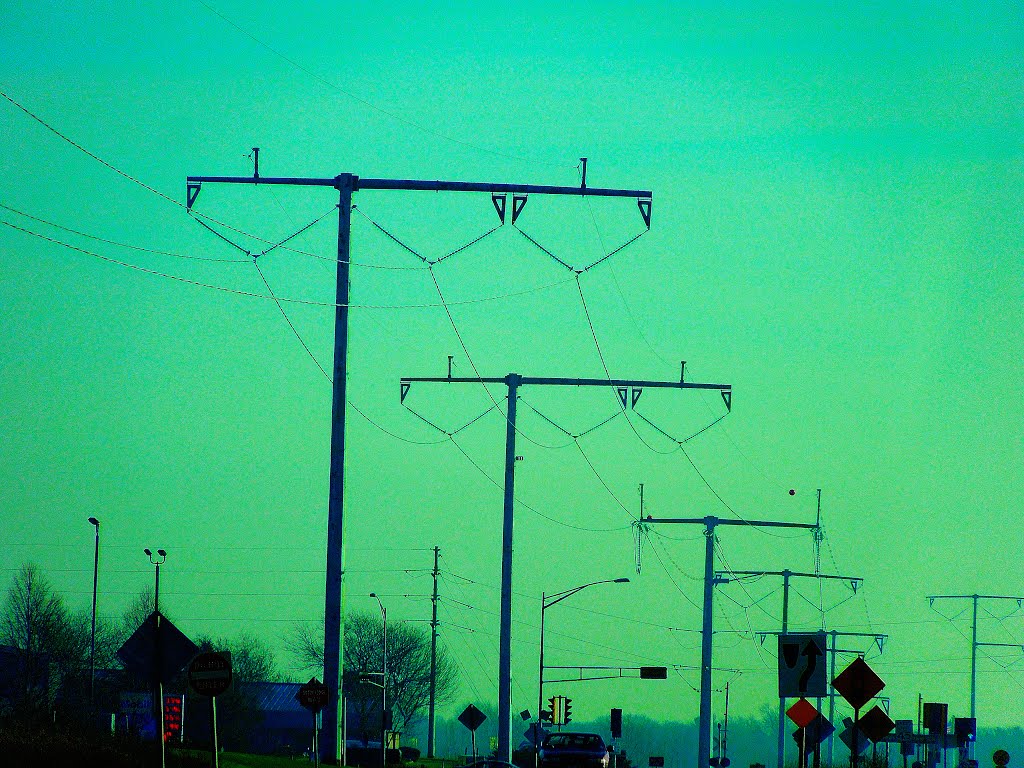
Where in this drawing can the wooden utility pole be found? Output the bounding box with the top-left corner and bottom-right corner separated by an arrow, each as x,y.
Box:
184,165 -> 652,764
427,545 -> 440,758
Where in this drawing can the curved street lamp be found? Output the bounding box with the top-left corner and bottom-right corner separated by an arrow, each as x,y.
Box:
537,578 -> 629,744
144,547 -> 167,767
370,593 -> 387,768
88,517 -> 100,706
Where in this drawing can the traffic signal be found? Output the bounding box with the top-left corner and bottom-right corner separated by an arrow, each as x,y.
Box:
639,666 -> 668,679
610,708 -> 623,739
563,698 -> 573,724
954,718 -> 976,747
548,696 -> 559,724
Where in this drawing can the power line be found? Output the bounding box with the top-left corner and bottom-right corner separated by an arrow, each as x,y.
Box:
0,201 -> 248,263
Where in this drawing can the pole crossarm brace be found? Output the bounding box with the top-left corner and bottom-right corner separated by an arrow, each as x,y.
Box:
645,517 -> 818,530
402,376 -> 731,390
927,594 -> 1024,603
716,570 -> 861,587
755,630 -> 887,641
976,642 -> 1024,650
185,174 -> 652,199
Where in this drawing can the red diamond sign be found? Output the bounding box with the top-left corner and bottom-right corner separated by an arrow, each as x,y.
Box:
832,657 -> 884,710
787,698 -> 819,729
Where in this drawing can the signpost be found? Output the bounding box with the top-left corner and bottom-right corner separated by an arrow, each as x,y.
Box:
297,678 -> 330,768
838,718 -> 871,756
525,723 -> 550,748
833,658 -> 885,768
459,704 -> 488,763
188,652 -> 232,768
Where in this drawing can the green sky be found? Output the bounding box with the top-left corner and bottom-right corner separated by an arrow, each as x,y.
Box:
1,0 -> 1022,756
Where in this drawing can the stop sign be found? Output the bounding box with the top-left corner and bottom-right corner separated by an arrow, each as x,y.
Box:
188,652 -> 232,697
297,677 -> 330,712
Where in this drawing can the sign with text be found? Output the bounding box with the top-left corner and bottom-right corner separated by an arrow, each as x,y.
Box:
296,677 -> 330,713
187,652 -> 232,697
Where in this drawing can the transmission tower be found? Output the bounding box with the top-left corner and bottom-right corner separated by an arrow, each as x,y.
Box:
184,162 -> 652,764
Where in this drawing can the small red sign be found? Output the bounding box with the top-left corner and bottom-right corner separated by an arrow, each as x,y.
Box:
163,695 -> 183,742
787,698 -> 819,729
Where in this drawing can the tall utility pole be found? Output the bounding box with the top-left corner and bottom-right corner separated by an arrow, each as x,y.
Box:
185,165 -> 652,764
641,516 -> 819,768
87,517 -> 100,706
427,546 -> 440,758
402,373 -> 732,761
718,569 -> 863,768
927,595 -> 1024,725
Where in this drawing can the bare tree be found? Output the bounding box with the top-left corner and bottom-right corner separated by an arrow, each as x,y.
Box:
195,631 -> 281,683
287,610 -> 458,733
119,587 -> 157,639
0,564 -> 78,712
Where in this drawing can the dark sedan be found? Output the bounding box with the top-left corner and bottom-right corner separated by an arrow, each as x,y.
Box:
539,732 -> 611,768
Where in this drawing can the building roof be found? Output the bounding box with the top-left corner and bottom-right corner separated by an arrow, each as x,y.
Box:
238,681 -> 306,714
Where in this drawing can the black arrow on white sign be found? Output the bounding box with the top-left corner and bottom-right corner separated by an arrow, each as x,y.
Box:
798,640 -> 823,692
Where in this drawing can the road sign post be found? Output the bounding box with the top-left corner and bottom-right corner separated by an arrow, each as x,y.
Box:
833,658 -> 885,768
188,652 -> 232,768
459,704 -> 488,763
297,678 -> 331,768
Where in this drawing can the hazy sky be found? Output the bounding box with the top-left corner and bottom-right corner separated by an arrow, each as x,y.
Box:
2,0 -> 1022,753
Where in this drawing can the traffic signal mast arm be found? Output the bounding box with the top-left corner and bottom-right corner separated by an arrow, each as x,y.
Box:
543,666 -> 671,683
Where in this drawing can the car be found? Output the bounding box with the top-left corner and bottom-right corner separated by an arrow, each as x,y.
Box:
539,732 -> 611,768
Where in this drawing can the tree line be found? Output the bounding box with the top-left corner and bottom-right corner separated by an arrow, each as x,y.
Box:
0,562 -> 458,749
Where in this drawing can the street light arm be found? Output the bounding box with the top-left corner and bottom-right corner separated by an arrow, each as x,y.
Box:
543,578 -> 629,609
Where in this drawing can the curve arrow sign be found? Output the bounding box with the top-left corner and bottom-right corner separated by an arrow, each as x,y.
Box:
799,640 -> 823,693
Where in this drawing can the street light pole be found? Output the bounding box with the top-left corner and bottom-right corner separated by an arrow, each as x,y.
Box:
536,578 -> 629,766
145,548 -> 167,768
370,593 -> 387,768
88,517 -> 100,708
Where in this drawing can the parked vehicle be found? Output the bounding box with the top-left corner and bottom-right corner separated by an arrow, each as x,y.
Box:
539,732 -> 611,768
